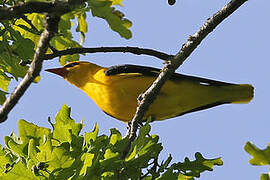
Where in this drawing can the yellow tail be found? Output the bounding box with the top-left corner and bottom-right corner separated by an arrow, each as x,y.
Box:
228,84 -> 254,104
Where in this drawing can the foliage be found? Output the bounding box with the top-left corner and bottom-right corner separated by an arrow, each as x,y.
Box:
0,104 -> 222,179
245,142 -> 270,180
0,0 -> 132,104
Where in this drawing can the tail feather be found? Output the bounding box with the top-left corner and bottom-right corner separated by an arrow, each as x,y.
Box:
228,84 -> 254,104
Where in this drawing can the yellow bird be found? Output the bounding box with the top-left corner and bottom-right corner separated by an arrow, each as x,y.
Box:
46,61 -> 254,122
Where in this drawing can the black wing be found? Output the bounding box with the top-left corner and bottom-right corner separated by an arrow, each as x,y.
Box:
105,64 -> 234,86
105,64 -> 160,77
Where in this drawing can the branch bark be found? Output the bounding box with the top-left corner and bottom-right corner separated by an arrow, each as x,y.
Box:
127,0 -> 248,140
0,14 -> 60,122
0,0 -> 86,21
42,47 -> 173,61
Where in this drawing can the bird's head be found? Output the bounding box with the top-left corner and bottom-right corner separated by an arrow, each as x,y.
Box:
46,61 -> 101,87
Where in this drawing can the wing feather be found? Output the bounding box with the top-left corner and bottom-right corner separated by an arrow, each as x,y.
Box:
105,64 -> 234,86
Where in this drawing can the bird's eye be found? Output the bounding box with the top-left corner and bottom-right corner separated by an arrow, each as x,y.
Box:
64,62 -> 80,68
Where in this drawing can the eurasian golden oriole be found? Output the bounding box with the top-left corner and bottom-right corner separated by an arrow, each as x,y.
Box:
46,61 -> 254,122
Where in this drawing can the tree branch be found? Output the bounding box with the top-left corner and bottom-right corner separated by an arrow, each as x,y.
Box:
42,47 -> 173,61
127,0 -> 248,141
0,14 -> 60,122
0,0 -> 85,21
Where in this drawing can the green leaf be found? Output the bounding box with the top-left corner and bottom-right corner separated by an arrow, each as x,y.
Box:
0,45 -> 28,80
51,12 -> 82,65
0,89 -> 8,104
36,135 -> 53,162
4,120 -> 51,159
6,23 -> 35,60
88,134 -> 109,154
159,154 -> 172,173
76,13 -> 88,34
13,12 -> 81,67
0,34 -> 28,80
13,13 -> 44,49
89,0 -> 132,39
245,141 -> 270,166
101,171 -> 115,179
18,119 -> 51,145
0,161 -> 37,180
80,153 -> 95,176
104,148 -> 119,159
0,105 -> 222,179
177,173 -> 194,180
173,152 -> 223,178
12,38 -> 35,60
53,104 -> 83,143
133,123 -> 151,149
50,36 -> 81,65
125,146 -> 137,161
59,54 -> 80,66
261,173 -> 270,180
58,13 -> 74,38
75,12 -> 87,44
157,166 -> 178,180
51,36 -> 81,52
0,70 -> 11,91
139,123 -> 151,137
0,146 -> 13,176
85,123 -> 99,145
47,143 -> 75,170
15,24 -> 41,36
28,139 -> 39,164
4,135 -> 27,158
111,0 -> 123,6
109,128 -> 122,145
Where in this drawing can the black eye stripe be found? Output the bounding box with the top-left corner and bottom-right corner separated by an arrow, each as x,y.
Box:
64,62 -> 80,68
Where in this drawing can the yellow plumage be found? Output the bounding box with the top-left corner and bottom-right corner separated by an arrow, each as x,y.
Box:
46,61 -> 254,122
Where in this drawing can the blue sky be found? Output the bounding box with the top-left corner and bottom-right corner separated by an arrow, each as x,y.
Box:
1,0 -> 269,179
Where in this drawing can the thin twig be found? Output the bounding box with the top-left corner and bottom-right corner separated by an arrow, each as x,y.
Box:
127,0 -> 248,141
21,15 -> 40,33
48,44 -> 59,54
0,14 -> 60,122
42,47 -> 173,61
